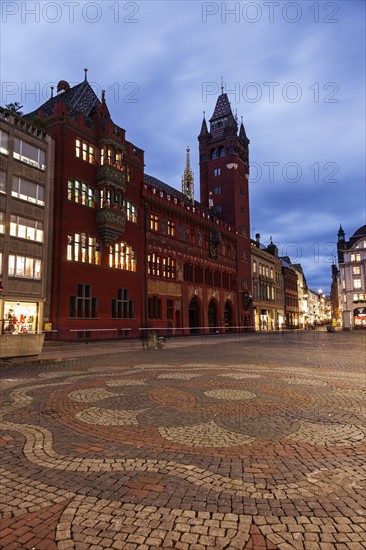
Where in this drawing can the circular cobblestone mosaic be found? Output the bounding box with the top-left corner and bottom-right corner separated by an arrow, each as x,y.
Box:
1,334 -> 366,549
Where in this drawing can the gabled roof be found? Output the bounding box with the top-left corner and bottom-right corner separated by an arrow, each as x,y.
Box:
27,79 -> 101,118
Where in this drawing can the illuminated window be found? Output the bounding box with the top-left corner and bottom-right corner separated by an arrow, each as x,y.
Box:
253,261 -> 257,273
13,138 -> 45,170
109,242 -> 136,271
0,130 -> 9,155
150,214 -> 159,231
148,253 -> 160,277
123,199 -> 137,223
354,279 -> 362,289
350,253 -> 361,262
67,233 -> 101,265
12,177 -> 45,205
353,266 -> 361,275
167,220 -> 175,236
0,171 -> 6,193
0,211 -> 4,233
8,255 -> 41,279
76,139 -> 96,164
68,179 -> 96,207
10,215 -> 44,242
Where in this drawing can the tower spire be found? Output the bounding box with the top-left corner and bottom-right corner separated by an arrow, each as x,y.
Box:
182,146 -> 194,204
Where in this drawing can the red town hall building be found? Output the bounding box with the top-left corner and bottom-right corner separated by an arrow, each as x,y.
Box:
26,74 -> 252,340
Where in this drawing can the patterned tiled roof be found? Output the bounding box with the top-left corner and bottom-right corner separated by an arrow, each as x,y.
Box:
27,80 -> 101,118
210,93 -> 236,123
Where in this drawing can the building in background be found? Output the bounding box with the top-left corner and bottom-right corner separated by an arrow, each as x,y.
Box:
336,224 -> 366,329
281,257 -> 299,328
251,234 -> 284,330
293,264 -> 309,328
0,107 -> 55,355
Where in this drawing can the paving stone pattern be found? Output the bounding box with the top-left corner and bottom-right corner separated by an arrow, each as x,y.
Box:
1,331 -> 365,549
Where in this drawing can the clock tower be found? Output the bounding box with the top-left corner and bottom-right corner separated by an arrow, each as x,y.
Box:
198,91 -> 252,325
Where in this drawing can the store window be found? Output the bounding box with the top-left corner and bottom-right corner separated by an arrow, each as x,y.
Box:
3,301 -> 38,334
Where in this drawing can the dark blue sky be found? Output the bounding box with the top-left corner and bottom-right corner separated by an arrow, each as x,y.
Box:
1,0 -> 365,293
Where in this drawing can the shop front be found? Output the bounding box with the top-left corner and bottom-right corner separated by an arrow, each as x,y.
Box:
354,307 -> 366,329
2,301 -> 38,334
277,310 -> 285,329
1,300 -> 44,359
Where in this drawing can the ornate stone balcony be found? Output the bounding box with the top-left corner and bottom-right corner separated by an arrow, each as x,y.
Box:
96,207 -> 127,246
96,163 -> 126,193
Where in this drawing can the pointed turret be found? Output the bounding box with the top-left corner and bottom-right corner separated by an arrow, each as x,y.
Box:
337,224 -> 346,263
239,117 -> 249,143
198,113 -> 209,138
209,93 -> 237,137
337,223 -> 345,241
182,146 -> 194,204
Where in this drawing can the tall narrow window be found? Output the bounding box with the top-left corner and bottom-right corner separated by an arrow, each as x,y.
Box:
112,288 -> 134,319
150,214 -> 159,231
0,171 -> 6,194
70,284 -> 98,318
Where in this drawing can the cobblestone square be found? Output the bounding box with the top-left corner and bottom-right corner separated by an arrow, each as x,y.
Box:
1,331 -> 365,549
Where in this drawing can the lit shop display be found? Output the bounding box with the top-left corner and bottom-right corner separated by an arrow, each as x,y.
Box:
3,301 -> 38,334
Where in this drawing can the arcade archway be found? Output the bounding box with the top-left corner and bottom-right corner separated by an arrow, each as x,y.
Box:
188,297 -> 200,334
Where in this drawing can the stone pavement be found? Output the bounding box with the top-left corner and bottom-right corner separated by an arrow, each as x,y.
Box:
0,330 -> 365,549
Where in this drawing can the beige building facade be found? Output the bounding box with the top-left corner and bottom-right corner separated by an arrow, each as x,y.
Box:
251,235 -> 284,330
0,108 -> 55,355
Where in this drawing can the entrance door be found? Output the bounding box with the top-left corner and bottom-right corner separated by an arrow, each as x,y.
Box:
208,299 -> 217,333
188,297 -> 200,334
224,301 -> 232,332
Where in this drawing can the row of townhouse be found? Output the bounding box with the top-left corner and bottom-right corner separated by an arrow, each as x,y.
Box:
331,224 -> 366,329
251,234 -> 331,330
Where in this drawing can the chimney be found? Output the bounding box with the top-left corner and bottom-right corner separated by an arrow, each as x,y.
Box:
255,233 -> 260,243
